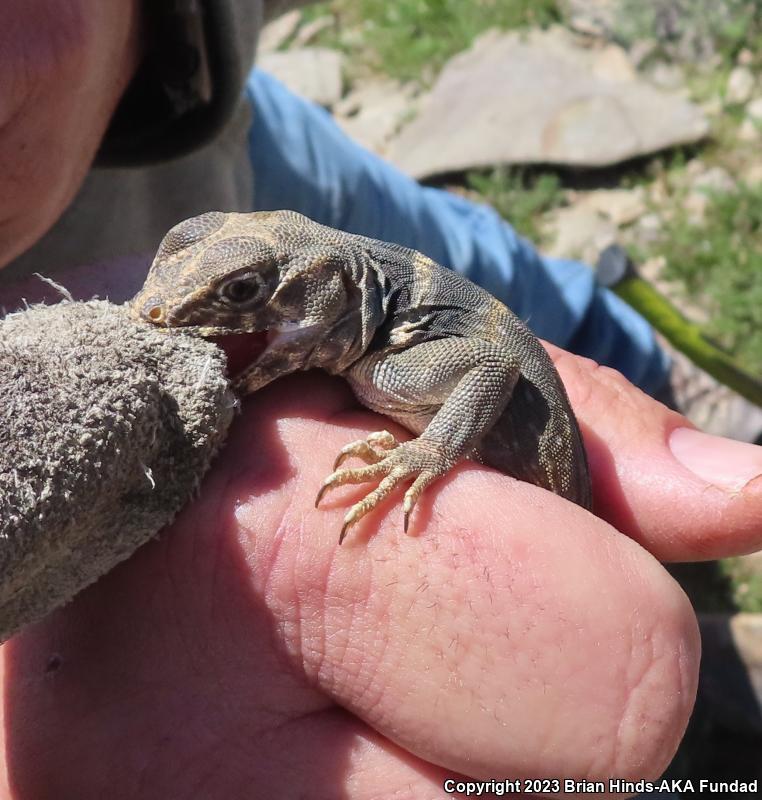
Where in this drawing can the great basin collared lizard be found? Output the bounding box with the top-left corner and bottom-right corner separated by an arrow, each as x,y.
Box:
130,210 -> 592,541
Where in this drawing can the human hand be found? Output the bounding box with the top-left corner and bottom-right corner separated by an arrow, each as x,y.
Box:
2,347 -> 761,798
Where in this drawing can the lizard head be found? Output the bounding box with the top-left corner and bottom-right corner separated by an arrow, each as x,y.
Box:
130,211 -> 306,336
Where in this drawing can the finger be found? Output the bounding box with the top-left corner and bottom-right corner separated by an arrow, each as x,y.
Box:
547,343 -> 762,561
228,374 -> 699,783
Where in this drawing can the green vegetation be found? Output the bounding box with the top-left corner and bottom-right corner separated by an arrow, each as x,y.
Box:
466,168 -> 563,244
305,0 -> 560,83
636,182 -> 762,374
613,0 -> 762,68
722,557 -> 762,613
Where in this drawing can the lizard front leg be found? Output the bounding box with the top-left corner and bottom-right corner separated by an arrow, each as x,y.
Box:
316,338 -> 520,542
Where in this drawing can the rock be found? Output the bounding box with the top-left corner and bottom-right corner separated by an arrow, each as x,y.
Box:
739,118 -> 761,143
685,158 -> 709,180
700,96 -> 724,117
545,188 -> 645,263
592,44 -> 637,82
730,614 -> 762,708
698,614 -> 762,732
647,62 -> 686,91
666,345 -> 762,440
334,80 -> 417,155
726,66 -> 756,105
738,48 -> 754,67
258,47 -> 344,107
627,39 -> 657,70
561,0 -> 616,38
743,97 -> 762,140
257,9 -> 302,54
684,191 -> 709,225
579,187 -> 647,225
744,163 -> 762,187
648,175 -> 671,204
691,165 -> 736,195
387,28 -> 709,179
544,204 -> 618,263
634,212 -> 663,244
639,254 -> 667,284
748,97 -> 762,122
294,16 -> 333,47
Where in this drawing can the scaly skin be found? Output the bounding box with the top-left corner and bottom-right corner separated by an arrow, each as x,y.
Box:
130,210 -> 592,541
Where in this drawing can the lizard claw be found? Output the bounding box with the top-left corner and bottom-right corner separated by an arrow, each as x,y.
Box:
332,430 -> 398,469
317,437 -> 452,543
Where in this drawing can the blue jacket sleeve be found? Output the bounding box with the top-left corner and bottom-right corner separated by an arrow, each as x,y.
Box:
245,69 -> 670,395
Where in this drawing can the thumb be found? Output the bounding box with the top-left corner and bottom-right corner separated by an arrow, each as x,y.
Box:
551,345 -> 762,562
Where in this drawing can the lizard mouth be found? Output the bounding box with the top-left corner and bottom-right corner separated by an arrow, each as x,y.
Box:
211,331 -> 269,380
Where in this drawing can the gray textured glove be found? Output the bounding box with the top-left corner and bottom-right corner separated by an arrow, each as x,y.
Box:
0,300 -> 235,641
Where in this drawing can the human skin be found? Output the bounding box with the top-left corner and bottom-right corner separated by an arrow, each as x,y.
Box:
3,1 -> 762,795
2,342 -> 762,797
0,0 -> 141,268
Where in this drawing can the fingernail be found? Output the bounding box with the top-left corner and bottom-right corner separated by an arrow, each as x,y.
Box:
670,427 -> 762,492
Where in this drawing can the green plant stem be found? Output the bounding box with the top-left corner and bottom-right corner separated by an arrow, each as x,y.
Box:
613,275 -> 762,408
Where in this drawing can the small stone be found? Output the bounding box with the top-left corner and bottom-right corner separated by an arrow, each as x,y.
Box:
635,213 -> 663,244
691,166 -> 736,195
683,191 -> 709,225
744,163 -> 762,186
700,96 -> 723,117
648,176 -> 670,204
726,66 -> 755,105
737,48 -> 754,66
294,16 -> 333,47
686,159 -> 707,179
628,39 -> 656,70
258,9 -> 302,54
545,204 -> 617,263
562,0 -> 616,38
580,187 -> 647,225
699,614 -> 762,730
647,62 -> 685,91
592,44 -> 636,82
640,255 -> 667,284
747,97 -> 762,122
738,118 -> 761,142
258,47 -> 344,107
567,15 -> 607,38
335,80 -> 417,154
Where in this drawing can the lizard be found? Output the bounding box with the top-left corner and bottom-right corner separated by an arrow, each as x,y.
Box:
130,210 -> 592,542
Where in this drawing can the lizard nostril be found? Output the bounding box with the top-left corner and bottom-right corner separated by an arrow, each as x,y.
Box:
147,305 -> 165,323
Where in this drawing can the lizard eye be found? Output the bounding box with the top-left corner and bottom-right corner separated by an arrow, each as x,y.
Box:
218,273 -> 263,306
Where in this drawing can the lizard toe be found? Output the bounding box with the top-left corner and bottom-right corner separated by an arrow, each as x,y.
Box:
403,471 -> 439,533
321,437 -> 455,543
332,430 -> 399,469
315,461 -> 388,508
339,469 -> 408,544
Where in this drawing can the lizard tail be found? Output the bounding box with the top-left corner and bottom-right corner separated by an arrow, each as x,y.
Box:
475,374 -> 592,510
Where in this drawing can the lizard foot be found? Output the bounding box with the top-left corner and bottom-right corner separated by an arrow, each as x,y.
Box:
332,430 -> 398,469
315,437 -> 452,544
